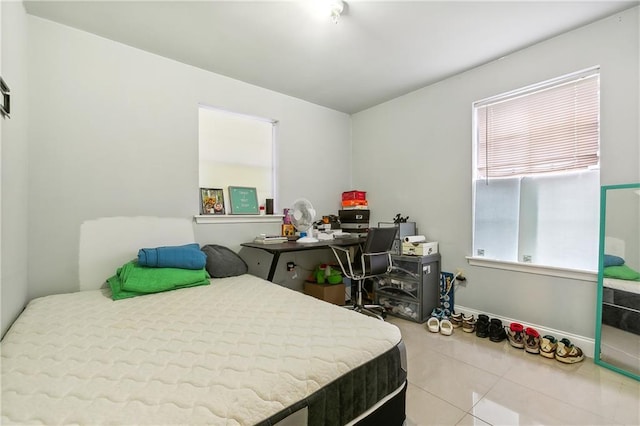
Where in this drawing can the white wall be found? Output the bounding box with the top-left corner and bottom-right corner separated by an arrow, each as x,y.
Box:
1,1 -> 29,337
351,7 -> 639,338
27,16 -> 352,300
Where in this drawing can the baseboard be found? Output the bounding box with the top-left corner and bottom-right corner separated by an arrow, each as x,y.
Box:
455,305 -> 595,358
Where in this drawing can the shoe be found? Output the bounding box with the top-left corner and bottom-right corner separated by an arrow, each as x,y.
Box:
507,322 -> 525,349
427,316 -> 440,333
462,314 -> 476,333
489,318 -> 507,342
524,327 -> 541,354
440,318 -> 453,336
430,307 -> 445,320
555,338 -> 584,364
475,314 -> 490,338
540,335 -> 558,359
450,312 -> 463,328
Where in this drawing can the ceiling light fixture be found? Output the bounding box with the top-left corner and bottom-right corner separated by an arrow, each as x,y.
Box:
329,0 -> 345,24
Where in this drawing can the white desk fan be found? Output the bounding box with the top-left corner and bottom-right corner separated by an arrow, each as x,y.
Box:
289,198 -> 318,243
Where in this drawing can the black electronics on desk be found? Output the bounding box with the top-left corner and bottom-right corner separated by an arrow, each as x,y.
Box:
339,209 -> 370,238
378,221 -> 416,255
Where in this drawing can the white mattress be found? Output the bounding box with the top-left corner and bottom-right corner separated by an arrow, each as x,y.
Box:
1,274 -> 402,425
604,277 -> 640,295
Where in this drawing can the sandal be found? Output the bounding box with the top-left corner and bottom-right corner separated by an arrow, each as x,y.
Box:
427,316 -> 440,333
555,338 -> 584,364
430,307 -> 445,320
439,318 -> 453,335
540,335 -> 558,359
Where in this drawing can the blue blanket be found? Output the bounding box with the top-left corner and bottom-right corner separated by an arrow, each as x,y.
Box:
137,243 -> 206,270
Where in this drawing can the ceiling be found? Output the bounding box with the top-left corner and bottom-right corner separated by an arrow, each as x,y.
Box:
24,0 -> 639,114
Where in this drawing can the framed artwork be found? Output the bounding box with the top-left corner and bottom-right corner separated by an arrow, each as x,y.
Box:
0,77 -> 10,119
200,188 -> 226,215
228,186 -> 259,215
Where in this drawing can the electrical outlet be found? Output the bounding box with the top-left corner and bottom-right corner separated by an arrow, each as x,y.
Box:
455,268 -> 467,282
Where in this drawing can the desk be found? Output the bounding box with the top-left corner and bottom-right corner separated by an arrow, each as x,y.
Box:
241,238 -> 365,282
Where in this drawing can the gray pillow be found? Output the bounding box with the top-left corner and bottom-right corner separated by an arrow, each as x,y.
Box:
201,244 -> 248,278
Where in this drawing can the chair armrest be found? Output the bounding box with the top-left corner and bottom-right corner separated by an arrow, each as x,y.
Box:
359,251 -> 393,279
331,245 -> 391,281
330,245 -> 357,279
330,245 -> 351,256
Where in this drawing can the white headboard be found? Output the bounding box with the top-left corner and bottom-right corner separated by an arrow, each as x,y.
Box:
604,236 -> 626,258
79,216 -> 196,291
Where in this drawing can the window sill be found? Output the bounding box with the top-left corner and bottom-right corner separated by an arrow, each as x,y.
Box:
465,256 -> 597,282
194,214 -> 284,224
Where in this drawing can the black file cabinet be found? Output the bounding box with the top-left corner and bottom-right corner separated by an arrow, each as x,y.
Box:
374,253 -> 441,323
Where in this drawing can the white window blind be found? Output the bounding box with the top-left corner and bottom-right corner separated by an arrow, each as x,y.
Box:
476,69 -> 599,179
472,68 -> 601,271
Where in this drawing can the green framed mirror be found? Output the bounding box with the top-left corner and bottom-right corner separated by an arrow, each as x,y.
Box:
595,183 -> 640,381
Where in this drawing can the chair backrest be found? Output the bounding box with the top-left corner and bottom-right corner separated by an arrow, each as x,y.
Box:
363,226 -> 398,254
361,227 -> 397,276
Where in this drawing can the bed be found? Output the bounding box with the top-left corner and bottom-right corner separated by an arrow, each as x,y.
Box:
1,217 -> 407,425
602,277 -> 640,336
601,237 -> 640,337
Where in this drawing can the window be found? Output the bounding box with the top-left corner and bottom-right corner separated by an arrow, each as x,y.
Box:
198,105 -> 276,213
472,68 -> 600,271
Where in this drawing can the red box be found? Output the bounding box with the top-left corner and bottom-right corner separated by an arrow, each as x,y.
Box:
342,190 -> 367,201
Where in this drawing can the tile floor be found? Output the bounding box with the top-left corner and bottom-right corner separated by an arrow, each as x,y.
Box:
386,316 -> 640,426
601,324 -> 640,377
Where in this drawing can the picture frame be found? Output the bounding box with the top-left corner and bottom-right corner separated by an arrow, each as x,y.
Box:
0,77 -> 10,119
228,186 -> 259,215
200,188 -> 226,215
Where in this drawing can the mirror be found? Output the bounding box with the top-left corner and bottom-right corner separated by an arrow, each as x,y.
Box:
595,183 -> 640,381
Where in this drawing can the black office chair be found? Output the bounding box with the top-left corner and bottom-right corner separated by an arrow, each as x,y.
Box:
330,227 -> 398,320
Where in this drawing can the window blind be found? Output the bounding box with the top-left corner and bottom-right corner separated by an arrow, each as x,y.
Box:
475,70 -> 600,179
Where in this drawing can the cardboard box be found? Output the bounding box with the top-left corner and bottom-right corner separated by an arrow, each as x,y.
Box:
402,241 -> 439,256
304,282 -> 346,305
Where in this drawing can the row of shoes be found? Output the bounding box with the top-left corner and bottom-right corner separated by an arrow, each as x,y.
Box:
449,313 -> 584,364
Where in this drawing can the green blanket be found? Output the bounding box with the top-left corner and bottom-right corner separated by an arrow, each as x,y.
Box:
107,260 -> 210,300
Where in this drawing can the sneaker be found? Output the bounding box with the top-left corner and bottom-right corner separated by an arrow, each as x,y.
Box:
475,314 -> 490,338
540,335 -> 558,359
489,318 -> 507,342
462,314 -> 476,333
524,327 -> 541,354
507,322 -> 525,349
555,338 -> 584,364
450,312 -> 463,328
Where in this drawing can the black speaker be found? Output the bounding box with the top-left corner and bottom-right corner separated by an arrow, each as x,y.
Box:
265,198 -> 274,215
